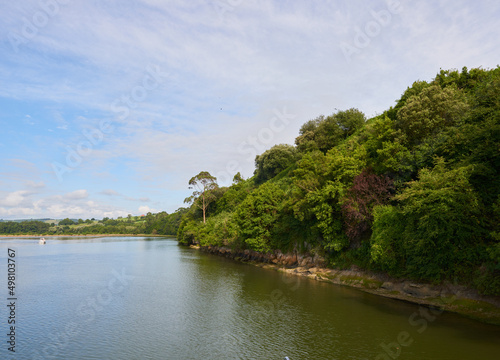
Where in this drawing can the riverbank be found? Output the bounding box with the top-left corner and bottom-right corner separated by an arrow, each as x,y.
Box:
195,245 -> 500,326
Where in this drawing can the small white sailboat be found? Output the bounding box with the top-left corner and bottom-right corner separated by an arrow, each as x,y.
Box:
39,237 -> 46,245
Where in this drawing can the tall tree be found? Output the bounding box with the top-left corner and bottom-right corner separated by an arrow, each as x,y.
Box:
396,84 -> 469,146
254,144 -> 298,183
295,109 -> 366,153
184,171 -> 218,223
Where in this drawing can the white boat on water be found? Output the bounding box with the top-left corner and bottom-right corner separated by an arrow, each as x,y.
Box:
39,237 -> 46,245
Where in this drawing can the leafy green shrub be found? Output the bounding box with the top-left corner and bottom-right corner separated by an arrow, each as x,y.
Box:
234,182 -> 286,252
396,84 -> 470,146
371,159 -> 485,281
254,144 -> 299,183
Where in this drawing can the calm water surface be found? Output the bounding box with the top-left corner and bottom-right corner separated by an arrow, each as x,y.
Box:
0,237 -> 499,359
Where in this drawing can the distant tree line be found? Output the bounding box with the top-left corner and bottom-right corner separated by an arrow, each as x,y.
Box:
0,209 -> 188,236
0,220 -> 51,234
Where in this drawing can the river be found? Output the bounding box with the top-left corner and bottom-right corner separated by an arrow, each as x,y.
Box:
0,236 -> 499,359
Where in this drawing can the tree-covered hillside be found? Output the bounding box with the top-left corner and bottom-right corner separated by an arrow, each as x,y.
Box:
177,66 -> 500,296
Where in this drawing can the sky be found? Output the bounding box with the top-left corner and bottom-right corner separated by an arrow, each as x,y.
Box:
0,0 -> 499,220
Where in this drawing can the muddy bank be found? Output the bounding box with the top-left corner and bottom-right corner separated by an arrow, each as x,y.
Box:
195,245 -> 500,325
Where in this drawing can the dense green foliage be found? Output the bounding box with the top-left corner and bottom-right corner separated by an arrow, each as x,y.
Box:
254,144 -> 299,183
59,218 -> 76,225
0,220 -> 51,234
295,108 -> 366,153
177,67 -> 500,295
371,160 -> 483,280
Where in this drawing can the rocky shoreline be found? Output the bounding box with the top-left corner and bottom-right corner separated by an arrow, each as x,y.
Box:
195,245 -> 500,326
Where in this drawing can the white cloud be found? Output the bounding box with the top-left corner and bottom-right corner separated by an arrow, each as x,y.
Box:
25,181 -> 45,189
138,205 -> 157,214
0,207 -> 36,217
0,190 -> 30,207
0,196 -> 130,220
64,189 -> 88,200
100,189 -> 120,196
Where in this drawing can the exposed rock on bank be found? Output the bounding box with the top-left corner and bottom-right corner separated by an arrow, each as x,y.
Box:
202,245 -> 327,268
195,245 -> 500,326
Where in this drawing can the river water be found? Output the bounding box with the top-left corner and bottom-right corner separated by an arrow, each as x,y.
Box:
0,236 -> 499,359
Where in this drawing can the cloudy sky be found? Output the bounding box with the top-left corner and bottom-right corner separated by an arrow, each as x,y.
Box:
0,0 -> 499,220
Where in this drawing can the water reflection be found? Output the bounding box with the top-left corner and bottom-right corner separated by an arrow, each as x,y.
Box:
0,237 -> 498,359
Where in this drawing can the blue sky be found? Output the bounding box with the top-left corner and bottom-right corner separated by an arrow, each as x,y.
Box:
1,0 -> 499,220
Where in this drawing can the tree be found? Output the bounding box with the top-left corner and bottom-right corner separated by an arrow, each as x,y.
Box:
433,66 -> 493,92
214,176 -> 252,214
234,182 -> 285,252
386,80 -> 430,120
184,171 -> 218,223
341,168 -> 394,247
290,143 -> 367,252
396,84 -> 469,146
334,108 -> 367,139
360,115 -> 412,178
370,159 -> 484,280
59,218 -> 75,226
295,115 -> 323,153
254,144 -> 298,183
295,109 -> 366,153
232,172 -> 244,184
